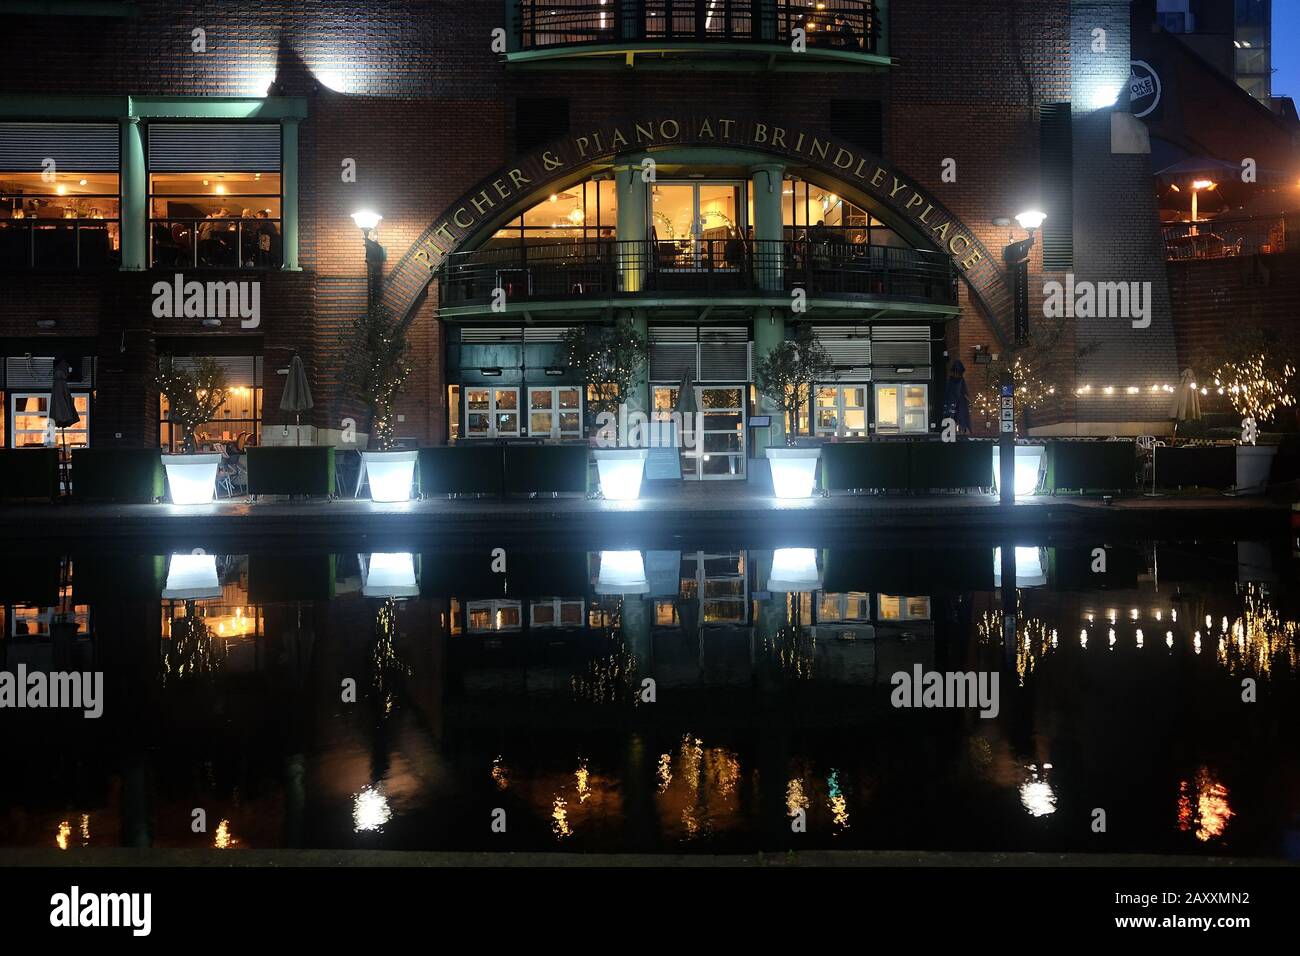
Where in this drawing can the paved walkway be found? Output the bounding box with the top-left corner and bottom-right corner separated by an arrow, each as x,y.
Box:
0,483 -> 1290,543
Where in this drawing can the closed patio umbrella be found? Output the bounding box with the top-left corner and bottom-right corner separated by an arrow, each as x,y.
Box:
1170,367 -> 1201,446
50,357 -> 80,494
279,353 -> 314,446
673,371 -> 697,454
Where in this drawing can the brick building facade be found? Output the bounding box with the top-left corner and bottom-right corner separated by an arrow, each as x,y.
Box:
0,0 -> 1188,468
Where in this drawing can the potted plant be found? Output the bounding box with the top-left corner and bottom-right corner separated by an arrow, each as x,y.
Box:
341,302 -> 416,502
154,355 -> 228,504
755,326 -> 833,497
564,320 -> 650,499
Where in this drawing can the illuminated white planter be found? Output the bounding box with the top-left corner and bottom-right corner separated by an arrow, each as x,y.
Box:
163,552 -> 222,600
360,552 -> 419,598
765,447 -> 821,499
1235,445 -> 1277,495
993,546 -> 1048,588
595,550 -> 648,595
362,450 -> 418,503
162,453 -> 221,505
593,448 -> 648,500
767,548 -> 822,592
992,445 -> 1046,497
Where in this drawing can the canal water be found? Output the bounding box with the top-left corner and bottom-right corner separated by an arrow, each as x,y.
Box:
1,533 -> 1297,858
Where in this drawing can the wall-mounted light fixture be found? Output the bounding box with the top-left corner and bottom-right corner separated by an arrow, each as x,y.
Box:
480,366 -> 503,377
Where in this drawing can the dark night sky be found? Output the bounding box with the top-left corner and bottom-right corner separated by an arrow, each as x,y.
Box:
1274,3 -> 1299,99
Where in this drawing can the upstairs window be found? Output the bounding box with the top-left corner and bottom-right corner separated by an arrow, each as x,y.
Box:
0,122 -> 120,270
147,123 -> 282,270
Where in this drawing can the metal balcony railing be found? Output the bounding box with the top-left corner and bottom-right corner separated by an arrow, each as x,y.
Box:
0,218 -> 121,270
515,0 -> 880,55
439,239 -> 957,308
1162,213 -> 1288,260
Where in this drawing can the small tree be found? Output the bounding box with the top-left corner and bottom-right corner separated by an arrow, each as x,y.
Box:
1210,353 -> 1296,440
755,326 -> 833,443
562,320 -> 647,422
155,355 -> 228,453
340,302 -> 413,451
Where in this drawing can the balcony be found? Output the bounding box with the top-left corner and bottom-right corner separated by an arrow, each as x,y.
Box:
508,0 -> 888,70
1162,213 -> 1288,261
438,239 -> 957,315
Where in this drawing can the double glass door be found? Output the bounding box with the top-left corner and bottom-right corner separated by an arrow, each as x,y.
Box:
650,182 -> 746,271
465,385 -> 581,440
653,385 -> 746,480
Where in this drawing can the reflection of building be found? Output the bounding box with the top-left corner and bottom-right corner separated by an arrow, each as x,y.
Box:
1,0 -> 1200,458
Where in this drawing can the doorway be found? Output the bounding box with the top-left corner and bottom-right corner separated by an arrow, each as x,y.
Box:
650,182 -> 746,271
653,384 -> 747,480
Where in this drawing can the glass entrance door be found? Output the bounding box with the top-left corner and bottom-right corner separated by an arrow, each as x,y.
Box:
464,387 -> 520,439
651,385 -> 747,480
650,182 -> 745,271
525,386 -> 582,441
695,386 -> 746,480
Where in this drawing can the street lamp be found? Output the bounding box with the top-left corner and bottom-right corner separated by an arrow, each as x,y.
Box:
351,210 -> 384,307
998,209 -> 1047,506
1189,180 -> 1215,235
1014,209 -> 1047,235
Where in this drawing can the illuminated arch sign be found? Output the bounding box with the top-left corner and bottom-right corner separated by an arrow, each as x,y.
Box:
382,115 -> 1009,327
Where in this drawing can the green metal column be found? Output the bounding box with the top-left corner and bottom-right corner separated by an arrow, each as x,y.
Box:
876,0 -> 890,57
119,116 -> 146,271
627,309 -> 650,420
614,159 -> 648,293
281,116 -> 301,271
751,163 -> 786,451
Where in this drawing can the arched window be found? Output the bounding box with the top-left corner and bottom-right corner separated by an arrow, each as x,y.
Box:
487,178 -> 617,249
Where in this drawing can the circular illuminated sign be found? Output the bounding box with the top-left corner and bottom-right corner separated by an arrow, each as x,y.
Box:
1129,60 -> 1162,118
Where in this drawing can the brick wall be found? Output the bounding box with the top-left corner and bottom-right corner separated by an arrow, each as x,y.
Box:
1,0 -> 1181,444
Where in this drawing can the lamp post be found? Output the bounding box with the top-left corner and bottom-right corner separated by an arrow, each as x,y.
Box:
1189,180 -> 1215,236
351,210 -> 384,309
996,209 -> 1045,507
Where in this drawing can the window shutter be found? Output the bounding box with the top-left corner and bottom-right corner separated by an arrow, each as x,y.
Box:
5,356 -> 95,388
813,325 -> 872,380
515,97 -> 569,154
147,124 -> 282,172
0,123 -> 119,172
1039,103 -> 1074,272
698,327 -> 750,381
829,99 -> 883,156
166,356 -> 261,388
649,327 -> 697,381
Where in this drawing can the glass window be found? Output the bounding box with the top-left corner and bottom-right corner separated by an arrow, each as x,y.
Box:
148,172 -> 281,269
464,387 -> 520,438
877,595 -> 931,622
491,177 -> 617,248
782,178 -> 906,249
9,392 -> 90,450
467,600 -> 523,632
530,598 -> 584,628
814,384 -> 868,438
160,385 -> 261,452
873,383 -> 928,435
526,386 -> 582,441
0,171 -> 121,269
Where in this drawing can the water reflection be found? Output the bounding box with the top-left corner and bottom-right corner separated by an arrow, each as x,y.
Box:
0,538 -> 1297,857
